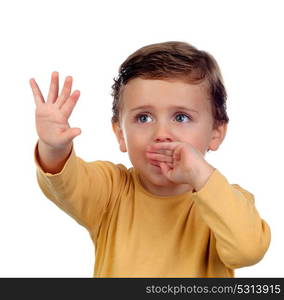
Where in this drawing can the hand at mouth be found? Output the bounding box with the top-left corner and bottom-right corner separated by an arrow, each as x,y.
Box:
147,157 -> 174,169
146,147 -> 174,169
148,159 -> 161,167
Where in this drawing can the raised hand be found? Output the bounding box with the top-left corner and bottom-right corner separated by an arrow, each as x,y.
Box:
30,71 -> 81,150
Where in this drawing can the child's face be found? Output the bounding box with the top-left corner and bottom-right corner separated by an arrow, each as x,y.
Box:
113,77 -> 226,191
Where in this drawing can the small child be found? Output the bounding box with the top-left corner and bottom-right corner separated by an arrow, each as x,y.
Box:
31,41 -> 270,277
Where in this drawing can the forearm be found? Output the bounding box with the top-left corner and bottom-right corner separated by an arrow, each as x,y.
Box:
193,170 -> 271,268
35,142 -> 90,230
34,143 -> 115,235
37,139 -> 73,174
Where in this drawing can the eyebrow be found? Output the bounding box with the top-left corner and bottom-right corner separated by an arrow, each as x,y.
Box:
129,105 -> 199,114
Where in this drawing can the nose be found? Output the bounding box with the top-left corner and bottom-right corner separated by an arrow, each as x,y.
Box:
155,136 -> 172,143
153,123 -> 173,143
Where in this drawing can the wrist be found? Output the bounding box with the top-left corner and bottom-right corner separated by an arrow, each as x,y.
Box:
37,140 -> 73,174
192,162 -> 215,192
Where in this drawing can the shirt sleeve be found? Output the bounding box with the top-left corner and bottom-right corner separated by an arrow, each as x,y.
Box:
34,141 -> 128,242
192,169 -> 271,269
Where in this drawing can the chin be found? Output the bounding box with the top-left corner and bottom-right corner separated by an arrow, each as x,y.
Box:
151,176 -> 174,187
142,167 -> 175,187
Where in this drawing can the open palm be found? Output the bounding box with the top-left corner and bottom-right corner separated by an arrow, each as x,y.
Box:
30,72 -> 81,149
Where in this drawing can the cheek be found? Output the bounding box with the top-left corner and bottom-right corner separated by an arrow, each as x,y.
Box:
181,129 -> 211,153
186,138 -> 205,152
124,129 -> 148,152
194,141 -> 209,154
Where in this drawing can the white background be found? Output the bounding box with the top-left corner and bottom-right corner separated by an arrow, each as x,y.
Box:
0,0 -> 283,277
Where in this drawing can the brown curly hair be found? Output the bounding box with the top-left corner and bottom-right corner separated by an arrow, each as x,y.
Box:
111,41 -> 229,128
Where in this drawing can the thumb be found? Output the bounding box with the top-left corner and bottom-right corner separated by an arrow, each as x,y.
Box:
70,127 -> 82,138
62,127 -> 81,144
160,162 -> 171,178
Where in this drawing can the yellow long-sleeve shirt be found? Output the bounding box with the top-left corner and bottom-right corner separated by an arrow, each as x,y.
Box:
34,142 -> 271,277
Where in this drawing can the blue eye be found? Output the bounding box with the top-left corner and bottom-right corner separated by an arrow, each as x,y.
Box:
175,113 -> 191,122
137,114 -> 152,123
135,112 -> 191,123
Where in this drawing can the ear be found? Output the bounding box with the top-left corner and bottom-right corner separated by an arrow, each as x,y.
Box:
208,123 -> 227,151
112,122 -> 127,153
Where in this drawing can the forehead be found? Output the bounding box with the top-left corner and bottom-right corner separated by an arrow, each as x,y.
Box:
121,77 -> 211,112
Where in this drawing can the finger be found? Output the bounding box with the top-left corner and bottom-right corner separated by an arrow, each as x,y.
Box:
61,127 -> 82,144
146,152 -> 173,163
167,162 -> 174,168
160,162 -> 171,178
173,148 -> 181,161
147,142 -> 177,152
57,76 -> 73,108
146,145 -> 173,156
61,90 -> 80,119
29,78 -> 45,106
147,149 -> 173,156
47,71 -> 59,104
